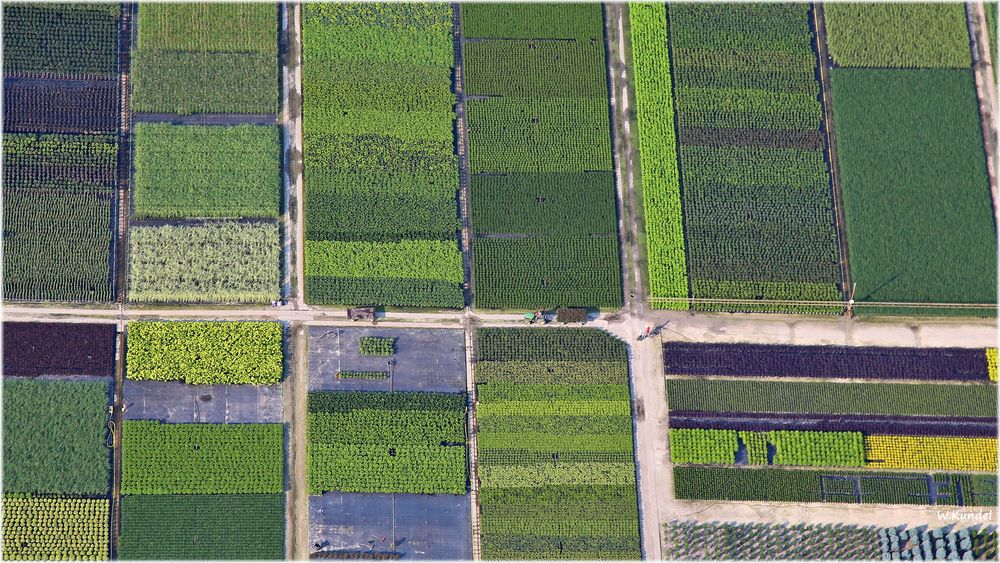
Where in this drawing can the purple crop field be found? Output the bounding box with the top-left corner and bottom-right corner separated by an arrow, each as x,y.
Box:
668,410 -> 997,438
3,322 -> 116,377
663,342 -> 989,381
3,79 -> 119,134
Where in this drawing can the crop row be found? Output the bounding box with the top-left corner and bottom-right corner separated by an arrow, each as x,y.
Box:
121,420 -> 284,494
3,322 -> 116,377
663,342 -> 995,381
459,3 -> 603,40
670,429 -> 997,471
673,466 -> 996,506
307,390 -> 467,494
4,133 -> 117,192
359,336 -> 395,356
665,379 -> 997,418
474,327 -> 640,559
133,124 -> 280,219
126,321 -> 283,385
128,222 -> 280,304
132,3 -> 277,114
2,497 -> 109,560
4,80 -> 119,134
302,3 -> 462,309
629,3 -> 688,309
664,520 -> 881,560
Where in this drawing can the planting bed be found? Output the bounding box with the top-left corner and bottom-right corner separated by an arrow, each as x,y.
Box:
126,321 -> 283,385
2,497 -> 109,560
302,3 -> 462,308
474,328 -> 640,559
3,78 -> 119,134
463,5 -> 623,310
123,381 -> 283,424
132,3 -> 277,114
307,391 -> 467,495
133,124 -> 280,219
663,342 -> 994,381
310,492 -> 472,560
3,322 -> 115,377
119,494 -> 284,560
830,68 -> 995,310
3,4 -> 119,76
308,327 -> 466,392
2,379 -> 110,495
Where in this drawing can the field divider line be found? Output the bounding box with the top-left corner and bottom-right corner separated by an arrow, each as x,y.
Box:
463,312 -> 482,560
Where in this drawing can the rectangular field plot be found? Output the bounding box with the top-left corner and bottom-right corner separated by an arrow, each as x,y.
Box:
474,328 -> 641,559
127,221 -> 280,304
1,497 -> 109,560
665,379 -> 997,418
307,391 -> 467,495
663,342 -> 993,382
119,494 -> 284,560
462,5 -> 622,311
121,420 -> 283,494
830,69 -> 995,311
131,3 -> 277,114
132,124 -> 280,219
310,492 -> 471,560
2,4 -> 119,76
302,4 -> 462,309
2,379 -> 110,495
3,78 -> 119,134
673,466 -> 997,507
123,381 -> 282,424
3,322 -> 116,377
308,327 -> 465,392
4,132 -> 117,192
126,321 -> 283,385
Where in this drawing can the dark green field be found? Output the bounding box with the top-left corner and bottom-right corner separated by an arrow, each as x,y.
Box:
830,69 -> 996,308
118,494 -> 284,560
2,380 -> 110,494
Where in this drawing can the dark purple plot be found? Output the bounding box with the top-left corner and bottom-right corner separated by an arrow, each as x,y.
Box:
663,342 -> 989,381
3,322 -> 116,377
669,410 -> 997,438
3,78 -> 118,134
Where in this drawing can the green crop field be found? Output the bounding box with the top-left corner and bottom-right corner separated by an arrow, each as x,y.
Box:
2,497 -> 109,560
133,124 -> 280,219
128,222 -> 280,304
132,3 -> 277,113
665,379 -> 997,418
824,4 -> 971,68
307,391 -> 467,494
302,3 -> 462,308
474,328 -> 640,560
830,69 -> 995,309
126,321 -> 283,385
121,421 -> 283,494
119,495 -> 283,560
3,4 -> 119,76
462,4 -> 622,310
2,380 -> 110,495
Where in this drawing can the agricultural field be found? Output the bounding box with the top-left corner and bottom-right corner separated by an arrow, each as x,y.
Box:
4,79 -> 119,134
307,391 -> 467,494
663,342 -> 995,381
3,4 -> 119,76
830,68 -> 995,310
119,494 -> 284,560
126,321 -> 283,385
2,497 -> 109,560
133,124 -> 280,219
636,3 -> 841,312
2,379 -> 110,495
128,222 -> 280,303
474,328 -> 641,559
132,3 -> 277,114
463,4 -> 623,310
666,342 -> 998,510
664,521 -> 998,561
3,322 -> 116,377
302,3 -> 463,308
824,4 -> 971,68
